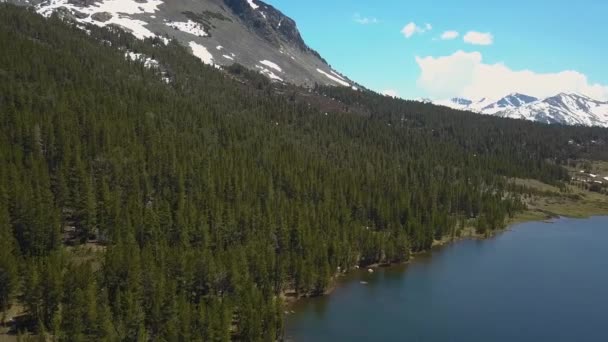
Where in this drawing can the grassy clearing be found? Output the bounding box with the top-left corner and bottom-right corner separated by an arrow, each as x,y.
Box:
568,160 -> 608,175
434,165 -> 608,248
0,303 -> 24,342
65,242 -> 106,271
511,160 -> 608,220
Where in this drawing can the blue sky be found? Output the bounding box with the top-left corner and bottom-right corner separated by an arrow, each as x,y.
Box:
265,0 -> 608,100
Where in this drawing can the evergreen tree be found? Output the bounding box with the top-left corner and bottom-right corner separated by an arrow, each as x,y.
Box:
0,4 -> 606,339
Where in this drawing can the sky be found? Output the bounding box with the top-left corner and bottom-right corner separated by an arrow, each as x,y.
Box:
264,0 -> 608,101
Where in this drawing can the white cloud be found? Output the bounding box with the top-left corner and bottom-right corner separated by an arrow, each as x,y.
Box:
463,31 -> 493,45
401,22 -> 418,38
415,50 -> 608,101
382,89 -> 399,98
354,13 -> 379,25
401,22 -> 431,38
440,30 -> 459,40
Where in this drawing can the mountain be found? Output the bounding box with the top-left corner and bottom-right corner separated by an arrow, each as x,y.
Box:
5,0 -> 606,128
435,97 -> 497,113
498,93 -> 608,127
2,5 -> 608,340
480,93 -> 538,114
6,0 -> 354,87
434,93 -> 608,127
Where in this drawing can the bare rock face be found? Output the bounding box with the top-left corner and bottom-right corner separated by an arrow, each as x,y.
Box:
68,0 -> 99,7
72,10 -> 89,19
53,6 -> 77,21
91,11 -> 111,22
223,0 -> 326,63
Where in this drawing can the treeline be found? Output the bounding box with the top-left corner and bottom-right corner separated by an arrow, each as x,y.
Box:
316,85 -> 608,170
0,5 -> 605,341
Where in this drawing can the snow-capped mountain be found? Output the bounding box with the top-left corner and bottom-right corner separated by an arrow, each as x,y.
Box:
480,93 -> 538,114
436,93 -> 537,114
435,97 -> 497,113
498,93 -> 608,127
6,0 -> 354,87
434,93 -> 608,127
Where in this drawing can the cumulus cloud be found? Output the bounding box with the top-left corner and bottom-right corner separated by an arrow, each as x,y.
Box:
401,22 -> 431,38
354,13 -> 379,25
440,30 -> 459,40
463,31 -> 493,45
382,89 -> 400,98
415,50 -> 608,100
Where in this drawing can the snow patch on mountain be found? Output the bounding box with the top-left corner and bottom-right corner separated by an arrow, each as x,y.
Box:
256,65 -> 283,82
125,51 -> 159,68
37,0 -> 163,17
246,0 -> 259,10
35,0 -> 163,39
189,41 -> 214,65
260,60 -> 282,73
125,51 -> 171,83
167,20 -> 208,37
330,70 -> 347,82
317,69 -> 350,87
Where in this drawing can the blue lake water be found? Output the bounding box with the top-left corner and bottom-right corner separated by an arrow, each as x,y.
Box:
285,216 -> 608,342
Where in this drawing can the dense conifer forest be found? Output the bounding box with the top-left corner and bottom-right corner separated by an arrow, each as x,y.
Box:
1,5 -> 607,341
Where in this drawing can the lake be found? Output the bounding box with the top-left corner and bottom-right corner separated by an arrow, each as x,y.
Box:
285,216 -> 608,342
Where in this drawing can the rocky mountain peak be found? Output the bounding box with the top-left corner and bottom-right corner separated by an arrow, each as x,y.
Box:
222,0 -> 326,63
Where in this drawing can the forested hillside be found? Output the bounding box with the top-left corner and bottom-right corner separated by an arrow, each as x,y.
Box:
1,5 -> 607,341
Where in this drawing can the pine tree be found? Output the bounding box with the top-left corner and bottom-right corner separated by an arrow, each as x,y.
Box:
0,5 -> 606,339
0,196 -> 18,317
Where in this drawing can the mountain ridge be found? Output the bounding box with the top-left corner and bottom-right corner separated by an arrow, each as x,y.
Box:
7,0 -> 605,128
435,92 -> 608,127
6,0 -> 355,87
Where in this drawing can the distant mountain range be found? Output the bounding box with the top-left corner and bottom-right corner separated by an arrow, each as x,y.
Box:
433,93 -> 608,127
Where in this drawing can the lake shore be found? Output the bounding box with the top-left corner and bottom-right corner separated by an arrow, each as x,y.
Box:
282,197 -> 608,308
284,216 -> 608,342
282,171 -> 608,307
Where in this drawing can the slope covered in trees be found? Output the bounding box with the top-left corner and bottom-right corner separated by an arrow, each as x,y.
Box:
1,5 -> 607,340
